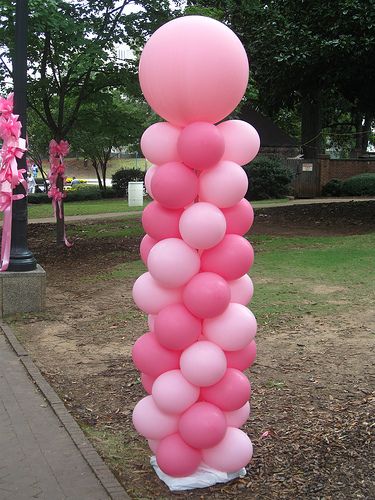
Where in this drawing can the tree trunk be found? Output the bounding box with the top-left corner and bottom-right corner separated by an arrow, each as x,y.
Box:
92,159 -> 103,190
56,172 -> 65,246
301,90 -> 323,159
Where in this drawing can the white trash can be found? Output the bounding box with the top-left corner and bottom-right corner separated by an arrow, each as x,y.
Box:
128,181 -> 144,207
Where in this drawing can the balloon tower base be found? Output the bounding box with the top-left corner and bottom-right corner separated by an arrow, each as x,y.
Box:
150,456 -> 246,491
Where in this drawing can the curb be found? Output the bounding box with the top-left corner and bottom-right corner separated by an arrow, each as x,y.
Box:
0,321 -> 130,500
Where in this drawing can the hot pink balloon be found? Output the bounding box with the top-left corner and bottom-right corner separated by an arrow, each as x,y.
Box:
147,238 -> 200,288
132,272 -> 182,314
217,120 -> 260,165
140,234 -> 157,264
144,164 -> 157,198
156,433 -> 201,477
179,202 -> 226,250
199,161 -> 248,208
132,396 -> 178,440
221,199 -> 254,235
228,274 -> 254,305
154,303 -> 201,351
225,341 -> 257,371
139,16 -> 249,127
180,340 -> 227,387
203,303 -> 257,351
202,428 -> 253,473
142,201 -> 183,241
183,272 -> 231,319
152,369 -> 200,414
224,401 -> 250,428
201,368 -> 251,411
177,122 -> 225,170
141,372 -> 155,394
132,333 -> 180,378
179,402 -> 227,449
151,161 -> 199,209
201,234 -> 254,281
141,122 -> 181,165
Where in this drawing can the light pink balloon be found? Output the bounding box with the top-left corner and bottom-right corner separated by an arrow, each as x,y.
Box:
151,162 -> 199,209
147,314 -> 156,331
202,428 -> 253,473
224,401 -> 250,428
200,368 -> 251,411
180,340 -> 227,387
132,395 -> 178,440
147,238 -> 200,288
199,161 -> 248,208
132,272 -> 182,314
221,199 -> 254,235
225,341 -> 257,371
177,122 -> 225,170
140,234 -> 157,265
217,120 -> 260,165
142,201 -> 183,241
132,333 -> 180,378
139,16 -> 249,126
141,122 -> 181,165
148,439 -> 160,454
179,202 -> 226,250
183,272 -> 231,319
144,164 -> 157,198
156,433 -> 201,477
228,274 -> 254,305
203,303 -> 257,351
179,402 -> 227,449
152,369 -> 200,414
141,372 -> 155,394
154,303 -> 201,351
201,234 -> 254,281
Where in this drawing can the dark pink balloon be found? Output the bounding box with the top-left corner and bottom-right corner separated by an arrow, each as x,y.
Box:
201,368 -> 251,411
154,303 -> 201,351
183,272 -> 231,319
140,234 -> 157,264
225,341 -> 257,371
221,199 -> 254,235
141,372 -> 155,394
132,333 -> 180,378
156,433 -> 202,477
179,402 -> 227,448
142,201 -> 183,241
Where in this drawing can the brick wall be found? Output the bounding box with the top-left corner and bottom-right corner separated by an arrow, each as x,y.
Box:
319,158 -> 375,189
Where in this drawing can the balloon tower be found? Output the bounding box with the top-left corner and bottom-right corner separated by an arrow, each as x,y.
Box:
132,16 -> 260,481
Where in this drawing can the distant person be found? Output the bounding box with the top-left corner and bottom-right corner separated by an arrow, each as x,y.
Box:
32,164 -> 38,178
27,172 -> 36,194
71,176 -> 80,187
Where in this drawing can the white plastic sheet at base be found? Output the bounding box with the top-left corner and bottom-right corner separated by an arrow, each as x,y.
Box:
150,456 -> 246,491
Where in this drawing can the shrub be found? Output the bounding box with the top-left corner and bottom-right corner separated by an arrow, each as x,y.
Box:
65,184 -> 102,201
28,192 -> 49,204
112,168 -> 145,196
243,157 -> 293,200
322,178 -> 343,196
341,173 -> 375,196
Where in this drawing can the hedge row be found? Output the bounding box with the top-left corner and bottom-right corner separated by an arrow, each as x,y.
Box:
322,173 -> 375,197
28,185 -> 117,204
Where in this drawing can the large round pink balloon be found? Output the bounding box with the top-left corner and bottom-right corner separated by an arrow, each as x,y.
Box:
139,16 -> 249,126
142,202 -> 183,241
228,274 -> 254,305
152,370 -> 200,414
224,401 -> 250,428
217,120 -> 260,165
144,164 -> 157,198
141,372 -> 155,394
225,340 -> 257,371
147,238 -> 200,288
179,202 -> 226,250
148,439 -> 160,454
202,427 -> 253,473
221,199 -> 254,235
154,303 -> 201,351
132,272 -> 182,314
156,433 -> 201,477
183,272 -> 231,319
199,161 -> 248,208
179,402 -> 227,449
200,234 -> 254,281
203,303 -> 257,351
140,234 -> 157,265
180,340 -> 227,387
132,395 -> 178,440
200,368 -> 251,411
151,162 -> 199,209
141,122 -> 181,165
177,122 -> 225,170
132,333 -> 180,378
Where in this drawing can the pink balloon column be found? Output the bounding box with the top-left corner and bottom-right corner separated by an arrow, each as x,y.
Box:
132,16 -> 260,479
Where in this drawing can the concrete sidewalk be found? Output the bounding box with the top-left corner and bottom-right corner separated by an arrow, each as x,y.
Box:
0,323 -> 129,500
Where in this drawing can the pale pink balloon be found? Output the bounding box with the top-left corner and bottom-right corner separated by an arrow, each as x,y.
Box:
139,16 -> 249,126
217,120 -> 260,165
147,314 -> 156,331
200,368 -> 251,411
183,272 -> 231,319
151,161 -> 199,209
177,122 -> 225,170
221,199 -> 254,235
200,234 -> 254,281
148,439 -> 160,454
141,373 -> 155,394
132,272 -> 182,314
144,164 -> 157,198
203,304 -> 257,351
141,122 -> 181,165
154,303 -> 201,351
179,402 -> 227,449
152,369 -> 200,414
225,341 -> 257,371
199,161 -> 248,208
180,340 -> 227,387
179,202 -> 226,250
202,428 -> 253,473
147,238 -> 200,288
142,201 -> 183,241
156,433 -> 201,477
133,395 -> 178,440
228,274 -> 254,305
224,402 -> 250,428
132,333 -> 180,378
140,234 -> 157,264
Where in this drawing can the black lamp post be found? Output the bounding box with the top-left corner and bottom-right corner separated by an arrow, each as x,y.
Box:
8,0 -> 36,271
